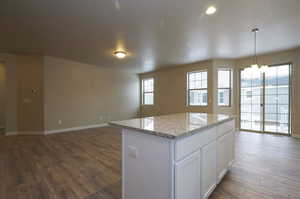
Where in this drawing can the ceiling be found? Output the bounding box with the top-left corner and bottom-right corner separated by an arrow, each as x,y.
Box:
0,0 -> 299,73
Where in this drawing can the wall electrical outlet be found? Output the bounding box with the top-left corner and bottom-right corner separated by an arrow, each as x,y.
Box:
58,120 -> 62,125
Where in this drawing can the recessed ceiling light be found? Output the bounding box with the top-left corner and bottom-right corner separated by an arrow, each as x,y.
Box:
114,51 -> 127,59
206,6 -> 217,15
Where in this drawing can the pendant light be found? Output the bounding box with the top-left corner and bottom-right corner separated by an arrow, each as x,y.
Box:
244,28 -> 268,73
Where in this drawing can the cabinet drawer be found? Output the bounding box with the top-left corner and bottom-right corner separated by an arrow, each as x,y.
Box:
217,119 -> 235,138
175,127 -> 217,161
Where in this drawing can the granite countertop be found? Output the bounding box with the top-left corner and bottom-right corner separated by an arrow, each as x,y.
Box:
109,113 -> 235,139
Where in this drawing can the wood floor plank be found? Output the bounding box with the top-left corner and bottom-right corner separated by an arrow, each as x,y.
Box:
1,128 -> 300,199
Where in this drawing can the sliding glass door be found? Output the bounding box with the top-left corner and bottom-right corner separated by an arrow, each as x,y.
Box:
240,68 -> 263,132
240,64 -> 291,134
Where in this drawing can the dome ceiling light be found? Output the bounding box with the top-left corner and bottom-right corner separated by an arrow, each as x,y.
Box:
114,51 -> 127,59
206,6 -> 217,15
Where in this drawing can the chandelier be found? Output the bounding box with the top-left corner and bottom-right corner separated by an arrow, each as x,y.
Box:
243,28 -> 268,73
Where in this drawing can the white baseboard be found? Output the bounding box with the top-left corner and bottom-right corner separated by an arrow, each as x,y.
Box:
7,131 -> 45,136
45,123 -> 108,135
292,134 -> 300,139
5,131 -> 18,136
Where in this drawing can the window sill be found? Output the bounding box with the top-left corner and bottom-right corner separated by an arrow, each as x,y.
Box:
187,105 -> 208,107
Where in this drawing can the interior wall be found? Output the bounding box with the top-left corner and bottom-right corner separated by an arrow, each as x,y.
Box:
235,48 -> 300,137
139,48 -> 300,137
43,56 -> 140,132
139,60 -> 213,117
16,54 -> 44,133
0,54 -> 17,133
0,62 -> 6,129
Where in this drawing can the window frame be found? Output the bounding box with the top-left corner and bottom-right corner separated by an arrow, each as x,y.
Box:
186,70 -> 208,107
142,77 -> 155,106
217,68 -> 232,107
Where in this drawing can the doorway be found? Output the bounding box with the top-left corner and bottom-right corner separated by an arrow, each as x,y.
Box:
240,64 -> 292,135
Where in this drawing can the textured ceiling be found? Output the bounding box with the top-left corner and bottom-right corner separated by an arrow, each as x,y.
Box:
0,0 -> 299,73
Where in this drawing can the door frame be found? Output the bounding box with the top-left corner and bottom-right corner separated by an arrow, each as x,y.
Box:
239,63 -> 293,136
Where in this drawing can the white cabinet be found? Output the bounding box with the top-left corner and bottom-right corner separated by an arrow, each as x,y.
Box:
201,141 -> 217,199
175,127 -> 216,161
217,132 -> 232,182
228,130 -> 235,167
217,133 -> 227,182
121,118 -> 235,199
175,151 -> 201,199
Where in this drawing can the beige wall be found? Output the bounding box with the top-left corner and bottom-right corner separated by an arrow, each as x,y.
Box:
139,48 -> 300,137
0,54 -> 140,134
44,56 -> 140,131
0,62 -> 6,128
16,54 -> 44,133
2,48 -> 300,136
139,59 -> 237,117
139,60 -> 213,117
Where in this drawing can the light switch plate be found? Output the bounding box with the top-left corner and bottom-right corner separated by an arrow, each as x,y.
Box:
128,145 -> 138,159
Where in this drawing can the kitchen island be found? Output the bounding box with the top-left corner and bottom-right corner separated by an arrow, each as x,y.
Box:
109,113 -> 236,199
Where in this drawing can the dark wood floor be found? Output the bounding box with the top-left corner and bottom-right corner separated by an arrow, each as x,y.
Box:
0,127 -> 122,199
211,131 -> 300,199
1,128 -> 300,199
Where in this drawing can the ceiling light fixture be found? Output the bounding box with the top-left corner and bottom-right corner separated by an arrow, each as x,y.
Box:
206,6 -> 217,15
114,51 -> 127,59
243,28 -> 268,73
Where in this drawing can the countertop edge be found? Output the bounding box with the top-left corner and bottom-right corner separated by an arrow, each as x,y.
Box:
109,116 -> 236,139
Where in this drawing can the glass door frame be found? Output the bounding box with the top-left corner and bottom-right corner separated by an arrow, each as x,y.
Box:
239,63 -> 293,135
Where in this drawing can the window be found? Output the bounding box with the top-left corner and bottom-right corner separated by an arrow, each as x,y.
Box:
246,91 -> 252,98
187,70 -> 208,106
219,92 -> 224,104
218,69 -> 231,106
142,78 -> 154,105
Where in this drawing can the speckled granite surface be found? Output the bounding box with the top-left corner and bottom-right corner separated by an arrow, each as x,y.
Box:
109,113 -> 235,139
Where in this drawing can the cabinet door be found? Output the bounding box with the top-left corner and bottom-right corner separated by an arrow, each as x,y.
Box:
217,133 -> 228,182
228,131 -> 235,167
201,141 -> 217,199
175,150 -> 201,199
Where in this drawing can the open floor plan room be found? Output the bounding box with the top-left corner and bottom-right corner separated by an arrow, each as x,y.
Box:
1,0 -> 300,199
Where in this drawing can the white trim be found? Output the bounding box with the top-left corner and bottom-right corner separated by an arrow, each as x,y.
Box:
122,130 -> 125,199
5,131 -> 18,136
217,168 -> 228,184
204,183 -> 217,199
292,134 -> 300,139
45,123 -> 108,135
228,160 -> 235,168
